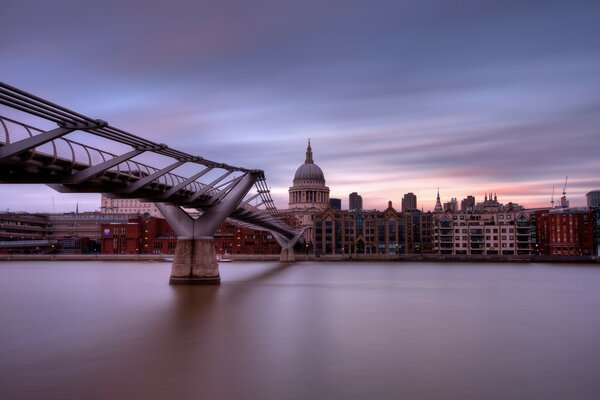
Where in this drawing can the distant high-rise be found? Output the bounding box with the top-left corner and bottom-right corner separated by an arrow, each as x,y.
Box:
587,190 -> 600,208
401,192 -> 417,212
329,198 -> 341,210
460,196 -> 475,212
349,192 -> 363,210
443,198 -> 458,212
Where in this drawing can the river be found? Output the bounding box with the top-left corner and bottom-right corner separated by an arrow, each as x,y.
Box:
1,261 -> 599,400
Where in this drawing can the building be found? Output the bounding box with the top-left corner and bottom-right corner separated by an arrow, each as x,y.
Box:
432,211 -> 532,255
314,202 -> 412,255
329,198 -> 342,210
587,190 -> 600,208
460,196 -> 475,212
535,208 -> 594,256
311,201 -> 436,256
214,224 -> 280,255
444,198 -> 458,212
401,193 -> 417,212
349,192 -> 363,210
0,212 -> 54,254
474,193 -> 523,213
287,140 -> 330,246
434,189 -> 443,212
592,208 -> 600,256
100,195 -> 163,217
410,210 -> 435,254
49,212 -> 138,253
100,216 -> 176,254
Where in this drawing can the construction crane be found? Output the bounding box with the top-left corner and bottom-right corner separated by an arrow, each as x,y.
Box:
560,176 -> 569,208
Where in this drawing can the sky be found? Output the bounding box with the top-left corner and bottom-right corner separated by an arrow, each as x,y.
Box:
1,0 -> 599,212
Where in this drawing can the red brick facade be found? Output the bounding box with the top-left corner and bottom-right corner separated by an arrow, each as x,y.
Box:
101,217 -> 280,255
535,210 -> 594,256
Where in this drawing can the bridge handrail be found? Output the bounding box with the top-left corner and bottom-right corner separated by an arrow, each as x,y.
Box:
0,81 -> 250,173
0,81 -> 300,234
0,115 -> 220,198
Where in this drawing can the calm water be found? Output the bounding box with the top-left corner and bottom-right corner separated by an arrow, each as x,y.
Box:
1,261 -> 600,400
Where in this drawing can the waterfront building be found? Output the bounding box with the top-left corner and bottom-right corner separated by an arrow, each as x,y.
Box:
409,209 -> 435,253
100,195 -> 163,217
592,208 -> 600,256
535,208 -> 594,256
432,210 -> 532,255
587,190 -> 600,208
0,211 -> 137,254
0,212 -> 53,254
312,201 -> 438,256
101,216 -> 176,255
349,192 -> 363,210
329,198 -> 342,210
48,212 -> 138,253
401,193 -> 417,212
100,218 -> 280,256
314,201 -> 413,255
213,224 -> 280,255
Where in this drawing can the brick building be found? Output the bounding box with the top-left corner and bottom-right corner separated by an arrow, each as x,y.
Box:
312,201 -> 434,256
214,224 -> 280,255
101,217 -> 176,255
535,208 -> 594,256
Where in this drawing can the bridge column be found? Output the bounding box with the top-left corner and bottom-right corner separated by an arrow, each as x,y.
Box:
156,172 -> 257,284
171,237 -> 219,284
272,229 -> 305,263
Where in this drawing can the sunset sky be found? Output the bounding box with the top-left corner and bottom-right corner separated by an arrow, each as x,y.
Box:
1,0 -> 599,212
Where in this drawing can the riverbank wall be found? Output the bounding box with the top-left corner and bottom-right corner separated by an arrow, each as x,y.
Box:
0,253 -> 597,263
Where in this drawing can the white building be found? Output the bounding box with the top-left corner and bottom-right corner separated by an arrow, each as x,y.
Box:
100,195 -> 163,218
433,210 -> 532,255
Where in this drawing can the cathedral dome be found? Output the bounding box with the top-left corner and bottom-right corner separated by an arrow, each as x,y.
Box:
293,140 -> 325,183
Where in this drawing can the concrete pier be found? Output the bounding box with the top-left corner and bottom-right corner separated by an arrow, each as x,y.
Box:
279,248 -> 295,263
169,238 -> 220,285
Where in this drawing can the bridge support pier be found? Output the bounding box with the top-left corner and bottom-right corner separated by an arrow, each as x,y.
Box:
170,238 -> 220,285
279,247 -> 295,262
272,229 -> 305,263
156,172 -> 257,285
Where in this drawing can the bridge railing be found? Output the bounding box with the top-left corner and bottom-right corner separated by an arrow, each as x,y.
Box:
0,81 -> 299,236
0,115 -> 213,196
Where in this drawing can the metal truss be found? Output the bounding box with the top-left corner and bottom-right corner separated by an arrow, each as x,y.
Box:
0,82 -> 300,240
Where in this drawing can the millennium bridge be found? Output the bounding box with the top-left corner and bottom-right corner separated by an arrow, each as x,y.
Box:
0,82 -> 304,284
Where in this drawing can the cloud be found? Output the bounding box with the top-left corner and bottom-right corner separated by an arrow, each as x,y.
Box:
1,0 -> 599,212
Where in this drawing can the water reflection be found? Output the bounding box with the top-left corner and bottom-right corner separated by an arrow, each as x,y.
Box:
1,261 -> 600,400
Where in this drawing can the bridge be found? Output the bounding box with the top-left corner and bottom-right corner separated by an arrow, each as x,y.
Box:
0,82 -> 304,284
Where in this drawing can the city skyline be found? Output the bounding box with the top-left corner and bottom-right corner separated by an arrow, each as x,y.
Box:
1,1 -> 600,212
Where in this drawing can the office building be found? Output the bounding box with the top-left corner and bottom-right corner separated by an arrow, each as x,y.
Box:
401,193 -> 417,212
587,190 -> 600,208
349,192 -> 363,210
329,198 -> 342,210
460,196 -> 475,212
